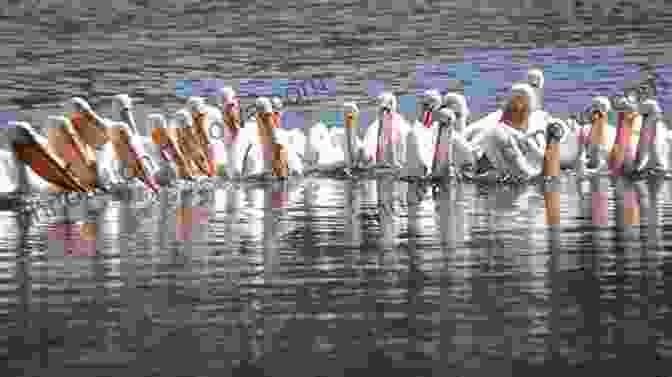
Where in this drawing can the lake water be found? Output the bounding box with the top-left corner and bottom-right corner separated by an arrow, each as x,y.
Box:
1,0 -> 671,374
0,175 -> 670,375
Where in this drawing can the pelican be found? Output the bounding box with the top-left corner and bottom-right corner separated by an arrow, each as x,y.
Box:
439,82 -> 567,183
207,86 -> 251,179
243,97 -> 291,180
633,98 -> 669,177
147,113 -> 184,185
402,89 -> 442,179
267,96 -> 305,176
103,94 -> 161,192
186,96 -> 223,177
462,68 -> 546,143
171,108 -> 211,178
609,92 -> 644,177
300,102 -> 367,175
576,96 -> 617,177
0,120 -> 88,194
303,118 -> 347,173
361,92 -> 411,172
527,67 -> 545,107
429,92 -> 473,179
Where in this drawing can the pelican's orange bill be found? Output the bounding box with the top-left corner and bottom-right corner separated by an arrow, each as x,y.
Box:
256,113 -> 275,145
151,127 -> 163,145
14,142 -> 91,192
272,112 -> 281,129
345,113 -> 357,128
71,111 -> 109,147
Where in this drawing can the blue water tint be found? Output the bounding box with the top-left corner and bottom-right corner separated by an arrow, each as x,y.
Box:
654,64 -> 672,113
190,80 -> 204,97
304,78 -> 334,97
319,110 -> 343,128
175,80 -> 192,98
281,111 -> 305,129
463,49 -> 516,113
197,79 -> 225,97
287,80 -> 311,97
399,94 -> 417,114
359,111 -> 371,129
272,79 -> 290,97
367,80 -> 385,98
319,79 -> 337,97
0,112 -> 16,129
239,79 -> 273,97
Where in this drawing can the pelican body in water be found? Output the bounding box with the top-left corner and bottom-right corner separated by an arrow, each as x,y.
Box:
240,97 -> 296,180
300,102 -> 367,175
0,95 -> 160,195
361,92 -> 411,172
402,89 -> 443,179
575,96 -> 617,176
463,67 -> 546,144
421,82 -> 568,183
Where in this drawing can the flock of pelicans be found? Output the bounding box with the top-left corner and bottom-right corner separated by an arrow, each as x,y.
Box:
0,68 -> 669,201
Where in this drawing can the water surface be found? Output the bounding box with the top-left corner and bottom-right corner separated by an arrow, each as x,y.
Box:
0,175 -> 670,375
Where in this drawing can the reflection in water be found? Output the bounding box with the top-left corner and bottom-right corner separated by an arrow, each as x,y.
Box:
0,176 -> 670,374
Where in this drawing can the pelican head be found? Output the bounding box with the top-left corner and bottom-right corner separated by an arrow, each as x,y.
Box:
147,113 -> 167,129
377,92 -> 398,114
435,108 -> 456,127
591,96 -> 612,114
186,96 -> 207,114
343,102 -> 359,116
148,114 -> 169,145
218,86 -> 238,107
612,93 -> 639,113
8,120 -> 42,146
255,97 -> 273,114
111,94 -> 133,113
527,68 -> 544,90
509,82 -> 538,113
271,97 -> 284,112
174,109 -> 192,128
343,102 -> 359,129
111,94 -> 138,133
442,93 -> 470,121
66,97 -> 93,114
546,117 -> 568,144
420,89 -> 443,128
638,99 -> 662,121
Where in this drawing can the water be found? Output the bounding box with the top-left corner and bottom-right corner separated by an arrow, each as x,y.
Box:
0,175 -> 670,375
1,0 -> 672,374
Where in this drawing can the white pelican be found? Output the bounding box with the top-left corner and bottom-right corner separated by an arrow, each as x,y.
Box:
172,108 -> 211,178
0,120 -> 85,194
633,98 -> 669,176
300,102 -> 367,174
445,82 -> 563,182
462,68 -> 546,144
302,119 -> 347,173
208,86 -> 249,179
576,96 -> 617,177
103,94 -> 161,192
361,92 -> 411,171
241,97 -> 303,179
332,102 -> 367,172
268,97 -> 305,176
402,89 -> 442,179
147,113 -> 182,185
609,92 -> 644,177
185,95 -> 226,177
